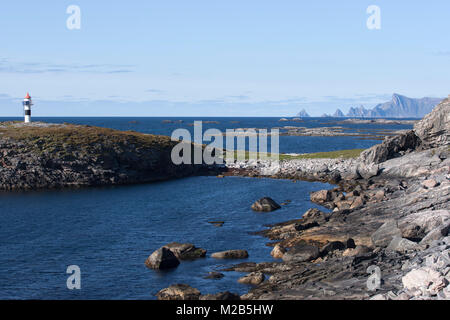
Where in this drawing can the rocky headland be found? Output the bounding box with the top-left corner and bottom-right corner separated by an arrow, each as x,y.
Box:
0,122 -> 215,190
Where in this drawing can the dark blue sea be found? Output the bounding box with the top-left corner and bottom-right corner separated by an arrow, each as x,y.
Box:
0,117 -> 413,299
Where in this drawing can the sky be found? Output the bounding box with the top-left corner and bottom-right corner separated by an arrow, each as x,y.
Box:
0,0 -> 449,117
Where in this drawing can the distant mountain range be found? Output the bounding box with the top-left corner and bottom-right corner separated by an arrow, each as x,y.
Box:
298,94 -> 444,118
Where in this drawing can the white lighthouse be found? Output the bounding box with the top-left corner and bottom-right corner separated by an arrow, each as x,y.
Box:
23,92 -> 33,123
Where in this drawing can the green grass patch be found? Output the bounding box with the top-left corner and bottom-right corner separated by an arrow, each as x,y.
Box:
280,149 -> 364,160
223,149 -> 364,161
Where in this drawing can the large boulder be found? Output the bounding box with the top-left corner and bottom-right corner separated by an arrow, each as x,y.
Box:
282,244 -> 320,263
163,242 -> 207,260
310,190 -> 332,204
399,210 -> 450,242
371,219 -> 402,247
320,241 -> 346,256
414,97 -> 450,149
211,250 -> 249,259
156,284 -> 201,300
420,222 -> 450,245
237,272 -> 265,285
145,247 -> 180,270
359,130 -> 421,164
251,197 -> 281,212
302,208 -> 328,224
270,244 -> 286,259
402,267 -> 447,295
356,163 -> 380,179
386,236 -> 420,253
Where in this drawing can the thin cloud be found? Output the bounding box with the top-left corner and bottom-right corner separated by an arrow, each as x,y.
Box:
145,89 -> 165,94
225,95 -> 250,100
0,58 -> 136,74
106,70 -> 134,74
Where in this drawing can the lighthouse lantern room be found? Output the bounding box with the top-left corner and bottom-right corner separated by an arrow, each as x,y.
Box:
23,92 -> 33,123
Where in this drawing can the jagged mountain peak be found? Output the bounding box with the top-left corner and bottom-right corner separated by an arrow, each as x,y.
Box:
296,109 -> 311,117
333,109 -> 345,117
329,94 -> 444,118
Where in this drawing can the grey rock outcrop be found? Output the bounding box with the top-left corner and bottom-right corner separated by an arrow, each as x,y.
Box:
414,97 -> 450,149
386,236 -> 420,253
371,220 -> 402,247
359,97 -> 449,165
359,130 -> 421,164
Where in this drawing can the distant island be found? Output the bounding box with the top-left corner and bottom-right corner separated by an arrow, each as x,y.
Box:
299,94 -> 443,118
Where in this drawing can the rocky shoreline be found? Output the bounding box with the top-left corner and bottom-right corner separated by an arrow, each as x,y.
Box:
226,145 -> 449,300
230,97 -> 450,300
154,97 -> 449,300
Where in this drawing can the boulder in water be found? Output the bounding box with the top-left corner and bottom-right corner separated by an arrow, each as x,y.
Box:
251,197 -> 281,212
163,242 -> 206,260
145,247 -> 180,270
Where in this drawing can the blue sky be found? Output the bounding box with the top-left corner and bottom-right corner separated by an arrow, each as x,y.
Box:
0,1 -> 449,116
